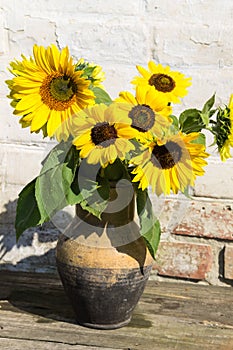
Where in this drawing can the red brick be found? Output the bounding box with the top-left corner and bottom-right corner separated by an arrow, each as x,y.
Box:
224,246 -> 233,279
172,201 -> 233,240
153,241 -> 213,280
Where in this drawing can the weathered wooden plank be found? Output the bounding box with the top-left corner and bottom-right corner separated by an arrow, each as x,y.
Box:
140,283 -> 233,327
0,307 -> 233,350
0,338 -> 119,350
0,271 -> 233,350
1,271 -> 232,327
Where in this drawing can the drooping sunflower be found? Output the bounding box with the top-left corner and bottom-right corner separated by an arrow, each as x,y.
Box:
6,44 -> 96,140
131,62 -> 191,104
72,103 -> 138,167
212,94 -> 233,161
114,86 -> 172,140
131,131 -> 209,195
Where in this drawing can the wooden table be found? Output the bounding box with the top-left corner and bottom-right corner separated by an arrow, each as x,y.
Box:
0,271 -> 232,350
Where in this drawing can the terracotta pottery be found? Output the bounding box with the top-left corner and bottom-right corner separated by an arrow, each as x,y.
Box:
56,182 -> 153,329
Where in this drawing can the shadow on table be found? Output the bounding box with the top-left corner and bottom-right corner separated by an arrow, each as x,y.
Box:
6,280 -> 152,328
7,277 -> 77,324
0,199 -> 76,324
0,199 -> 63,273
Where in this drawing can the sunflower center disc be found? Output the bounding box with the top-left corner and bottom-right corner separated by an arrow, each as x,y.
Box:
152,141 -> 182,169
50,76 -> 76,101
149,73 -> 176,93
128,104 -> 155,132
91,122 -> 118,146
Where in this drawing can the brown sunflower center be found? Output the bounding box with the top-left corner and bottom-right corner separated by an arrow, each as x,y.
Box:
91,122 -> 118,147
40,72 -> 77,111
128,104 -> 155,132
151,141 -> 182,169
149,73 -> 175,93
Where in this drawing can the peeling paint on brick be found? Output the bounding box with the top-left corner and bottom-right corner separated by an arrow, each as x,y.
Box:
224,247 -> 233,280
173,200 -> 233,241
154,242 -> 213,280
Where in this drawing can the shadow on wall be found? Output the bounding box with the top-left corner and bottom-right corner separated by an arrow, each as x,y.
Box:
0,199 -> 60,273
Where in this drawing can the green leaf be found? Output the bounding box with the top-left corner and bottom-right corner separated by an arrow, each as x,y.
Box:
65,144 -> 80,171
35,164 -> 68,223
190,132 -> 206,146
68,157 -> 110,216
202,93 -> 215,115
15,144 -> 80,237
135,186 -> 161,259
35,144 -> 80,223
200,112 -> 209,127
78,176 -> 109,219
179,97 -> 216,132
40,141 -> 73,175
69,177 -> 102,206
91,86 -> 112,105
79,198 -> 108,220
179,109 -> 200,125
179,109 -> 204,133
83,66 -> 96,76
199,94 -> 216,127
36,157 -> 105,222
15,179 -> 41,240
70,175 -> 108,219
35,163 -> 79,223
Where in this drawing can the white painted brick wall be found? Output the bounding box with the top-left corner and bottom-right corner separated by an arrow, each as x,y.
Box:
0,0 -> 233,277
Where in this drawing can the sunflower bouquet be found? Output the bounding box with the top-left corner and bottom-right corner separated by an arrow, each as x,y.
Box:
6,44 -> 233,259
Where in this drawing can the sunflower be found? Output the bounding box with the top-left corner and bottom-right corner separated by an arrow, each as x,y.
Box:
213,95 -> 233,161
72,103 -> 138,167
114,86 -> 172,141
131,131 -> 209,195
6,44 -> 96,140
131,62 -> 191,104
75,58 -> 105,88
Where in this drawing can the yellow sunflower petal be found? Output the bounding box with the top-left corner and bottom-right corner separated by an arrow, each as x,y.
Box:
136,65 -> 151,79
73,131 -> 92,148
116,125 -> 138,139
33,45 -> 51,74
30,104 -> 50,132
15,94 -> 42,111
171,167 -> 180,192
87,148 -> 103,165
116,91 -> 137,105
47,110 -> 62,137
48,44 -> 60,71
79,142 -> 94,158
